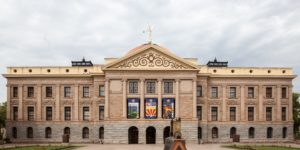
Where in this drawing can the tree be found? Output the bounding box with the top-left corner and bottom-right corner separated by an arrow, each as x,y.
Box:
293,93 -> 300,133
0,102 -> 6,128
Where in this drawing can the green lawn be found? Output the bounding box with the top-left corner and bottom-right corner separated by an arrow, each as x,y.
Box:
0,146 -> 78,150
224,145 -> 300,150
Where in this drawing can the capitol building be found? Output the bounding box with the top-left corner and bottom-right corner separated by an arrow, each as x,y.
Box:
3,43 -> 296,144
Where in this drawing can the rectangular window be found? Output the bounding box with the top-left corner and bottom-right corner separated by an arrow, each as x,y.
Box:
99,85 -> 105,96
282,107 -> 286,121
230,107 -> 236,121
248,87 -> 254,98
64,87 -> 71,98
83,86 -> 89,98
13,87 -> 18,98
129,81 -> 138,94
248,107 -> 254,121
197,106 -> 202,120
162,98 -> 175,119
145,98 -> 157,119
64,107 -> 71,121
27,87 -> 34,98
164,81 -> 173,94
266,87 -> 272,98
211,87 -> 218,98
230,87 -> 236,98
197,86 -> 202,97
266,107 -> 272,121
46,107 -> 52,121
83,107 -> 89,121
13,107 -> 18,121
146,81 -> 156,94
99,106 -> 104,120
46,87 -> 52,98
281,87 -> 287,99
28,107 -> 34,121
127,98 -> 140,119
211,107 -> 218,121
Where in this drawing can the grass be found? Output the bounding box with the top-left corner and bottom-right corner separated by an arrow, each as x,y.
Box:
0,145 -> 79,150
223,144 -> 300,150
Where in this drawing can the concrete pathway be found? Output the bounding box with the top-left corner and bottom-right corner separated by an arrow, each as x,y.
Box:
74,144 -> 230,150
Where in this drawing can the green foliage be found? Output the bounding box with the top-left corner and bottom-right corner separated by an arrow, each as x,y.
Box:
0,102 -> 6,128
293,93 -> 300,133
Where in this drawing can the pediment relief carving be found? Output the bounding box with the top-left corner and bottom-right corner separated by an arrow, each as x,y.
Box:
110,50 -> 195,70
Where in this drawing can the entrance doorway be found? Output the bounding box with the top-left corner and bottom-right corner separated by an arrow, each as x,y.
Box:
163,126 -> 170,144
128,126 -> 139,144
146,126 -> 156,144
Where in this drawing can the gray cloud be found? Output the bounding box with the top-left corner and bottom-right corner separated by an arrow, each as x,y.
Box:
0,0 -> 299,102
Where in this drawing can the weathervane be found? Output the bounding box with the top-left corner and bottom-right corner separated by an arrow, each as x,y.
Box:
143,23 -> 154,44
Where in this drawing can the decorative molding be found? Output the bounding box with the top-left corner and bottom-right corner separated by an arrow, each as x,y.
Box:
62,100 -> 74,105
113,50 -> 192,69
80,100 -> 93,105
11,100 -> 19,105
208,100 -> 221,105
226,100 -> 239,105
43,100 -> 55,105
263,100 -> 276,105
246,100 -> 257,105
24,100 -> 36,105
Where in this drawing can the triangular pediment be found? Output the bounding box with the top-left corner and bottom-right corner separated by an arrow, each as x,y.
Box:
104,44 -> 199,70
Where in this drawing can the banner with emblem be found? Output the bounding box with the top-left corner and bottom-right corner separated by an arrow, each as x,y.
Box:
162,98 -> 175,119
127,98 -> 140,119
145,98 -> 157,119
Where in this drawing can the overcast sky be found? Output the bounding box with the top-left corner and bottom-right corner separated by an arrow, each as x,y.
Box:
0,0 -> 299,102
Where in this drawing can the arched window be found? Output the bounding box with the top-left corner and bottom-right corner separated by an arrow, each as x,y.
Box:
248,127 -> 255,138
27,127 -> 33,138
230,127 -> 236,138
282,127 -> 287,138
64,127 -> 70,135
198,127 -> 202,139
45,127 -> 52,138
82,127 -> 89,139
99,127 -> 104,139
12,127 -> 17,139
267,127 -> 273,138
212,127 -> 218,139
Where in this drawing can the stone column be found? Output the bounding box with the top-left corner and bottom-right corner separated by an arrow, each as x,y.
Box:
6,85 -> 11,120
74,84 -> 79,121
276,85 -> 281,121
175,79 -> 180,118
37,85 -> 42,121
55,84 -> 60,121
240,85 -> 245,121
123,79 -> 127,118
18,85 -> 23,120
192,79 -> 197,119
104,79 -> 109,118
222,85 -> 226,121
140,78 -> 145,118
158,78 -> 162,118
258,85 -> 263,121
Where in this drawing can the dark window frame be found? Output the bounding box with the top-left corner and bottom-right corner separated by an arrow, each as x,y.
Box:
212,127 -> 218,138
211,87 -> 218,98
282,107 -> 286,121
13,106 -> 18,121
230,107 -> 236,121
197,85 -> 202,97
281,87 -> 287,99
27,87 -> 34,98
266,87 -> 272,98
27,127 -> 33,138
45,86 -> 52,98
197,106 -> 202,120
83,86 -> 90,98
248,107 -> 254,121
249,127 -> 255,138
83,107 -> 90,121
229,87 -> 237,99
248,87 -> 254,98
13,86 -> 18,98
99,85 -> 105,96
82,127 -> 89,139
64,86 -> 71,98
211,107 -> 218,121
45,127 -> 52,138
164,81 -> 173,94
46,107 -> 52,121
27,107 -> 34,121
64,107 -> 71,121
99,106 -> 104,120
129,80 -> 139,94
266,107 -> 272,121
146,81 -> 156,94
267,127 -> 273,138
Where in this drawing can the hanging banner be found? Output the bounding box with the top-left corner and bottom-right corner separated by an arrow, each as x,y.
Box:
162,98 -> 175,119
127,98 -> 140,119
145,98 -> 157,119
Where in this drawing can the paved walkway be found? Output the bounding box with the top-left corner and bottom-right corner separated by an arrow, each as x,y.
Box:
74,144 -> 229,150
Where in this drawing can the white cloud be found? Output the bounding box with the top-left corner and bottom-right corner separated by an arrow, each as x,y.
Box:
0,0 -> 299,102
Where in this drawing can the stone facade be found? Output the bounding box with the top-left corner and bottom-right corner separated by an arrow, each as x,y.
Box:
3,43 -> 296,144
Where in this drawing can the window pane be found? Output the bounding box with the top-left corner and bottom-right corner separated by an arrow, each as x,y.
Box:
64,87 -> 71,97
248,87 -> 254,98
46,87 -> 52,98
266,87 -> 272,98
266,107 -> 272,121
211,107 -> 218,121
230,107 -> 236,121
197,106 -> 202,120
197,86 -> 202,97
212,87 -> 218,98
230,87 -> 236,98
248,107 -> 254,121
99,106 -> 104,120
46,107 -> 52,121
65,107 -> 71,121
83,87 -> 89,98
99,85 -> 105,96
83,107 -> 89,120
